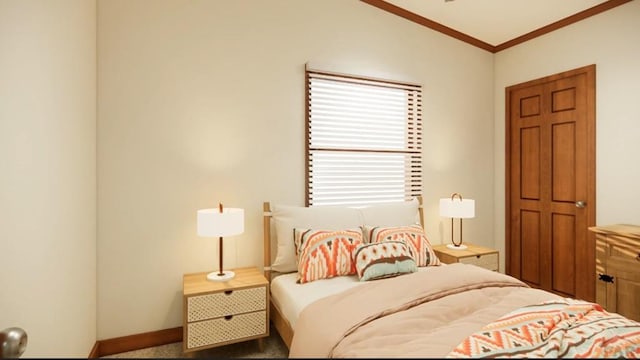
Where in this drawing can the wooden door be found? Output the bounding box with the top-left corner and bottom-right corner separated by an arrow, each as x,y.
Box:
506,65 -> 596,302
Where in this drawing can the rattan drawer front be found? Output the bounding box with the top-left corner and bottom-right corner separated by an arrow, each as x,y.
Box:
460,253 -> 498,271
186,310 -> 267,349
187,286 -> 266,322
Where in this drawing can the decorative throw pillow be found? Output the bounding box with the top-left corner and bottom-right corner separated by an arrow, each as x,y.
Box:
294,228 -> 363,284
270,204 -> 362,273
363,224 -> 441,267
353,241 -> 418,281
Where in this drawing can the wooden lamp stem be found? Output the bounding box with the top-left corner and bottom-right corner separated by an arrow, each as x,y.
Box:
218,236 -> 224,276
218,203 -> 224,276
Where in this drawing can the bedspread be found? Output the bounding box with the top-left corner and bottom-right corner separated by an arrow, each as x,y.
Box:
447,298 -> 640,358
289,263 -> 562,358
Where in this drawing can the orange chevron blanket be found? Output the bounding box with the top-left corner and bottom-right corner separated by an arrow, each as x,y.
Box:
447,298 -> 640,358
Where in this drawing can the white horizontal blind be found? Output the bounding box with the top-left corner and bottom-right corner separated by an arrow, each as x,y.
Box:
306,70 -> 422,207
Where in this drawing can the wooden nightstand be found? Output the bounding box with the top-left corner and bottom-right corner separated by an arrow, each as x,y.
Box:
433,243 -> 499,271
182,266 -> 269,353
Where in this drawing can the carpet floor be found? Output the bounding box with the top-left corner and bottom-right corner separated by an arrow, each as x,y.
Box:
101,325 -> 289,358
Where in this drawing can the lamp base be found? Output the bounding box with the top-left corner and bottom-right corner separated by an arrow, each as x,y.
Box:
206,270 -> 235,282
447,243 -> 468,250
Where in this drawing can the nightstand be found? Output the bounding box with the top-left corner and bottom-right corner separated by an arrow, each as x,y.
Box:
182,266 -> 269,353
433,243 -> 499,271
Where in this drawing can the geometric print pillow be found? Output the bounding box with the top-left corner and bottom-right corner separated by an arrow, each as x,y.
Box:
362,224 -> 441,267
353,240 -> 418,281
294,228 -> 363,284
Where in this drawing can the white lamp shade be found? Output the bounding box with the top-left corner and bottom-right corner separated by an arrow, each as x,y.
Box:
197,208 -> 244,237
439,198 -> 475,219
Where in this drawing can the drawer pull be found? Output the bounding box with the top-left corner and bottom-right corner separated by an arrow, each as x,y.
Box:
224,315 -> 233,321
636,253 -> 640,262
224,290 -> 233,295
598,273 -> 614,283
476,255 -> 481,258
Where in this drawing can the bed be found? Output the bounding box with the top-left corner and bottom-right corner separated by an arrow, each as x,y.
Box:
262,198 -> 640,358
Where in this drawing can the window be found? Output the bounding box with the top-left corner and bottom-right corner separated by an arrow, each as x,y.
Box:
306,68 -> 423,207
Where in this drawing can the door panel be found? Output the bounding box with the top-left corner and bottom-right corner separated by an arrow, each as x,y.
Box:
521,127 -> 541,199
520,95 -> 541,117
552,122 -> 575,202
506,65 -> 596,302
552,213 -> 576,295
551,87 -> 576,112
521,210 -> 541,285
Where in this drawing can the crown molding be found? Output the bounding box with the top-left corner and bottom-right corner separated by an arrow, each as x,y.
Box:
361,0 -> 632,53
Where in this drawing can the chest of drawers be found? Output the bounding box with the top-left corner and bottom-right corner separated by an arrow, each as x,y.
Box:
182,267 -> 269,353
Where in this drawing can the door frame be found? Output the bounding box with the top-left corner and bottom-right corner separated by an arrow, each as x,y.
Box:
505,64 -> 596,297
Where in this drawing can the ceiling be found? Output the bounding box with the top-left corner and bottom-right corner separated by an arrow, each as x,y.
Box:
362,0 -> 630,52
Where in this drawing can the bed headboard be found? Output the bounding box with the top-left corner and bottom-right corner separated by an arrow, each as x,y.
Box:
263,201 -> 274,281
262,196 -> 424,281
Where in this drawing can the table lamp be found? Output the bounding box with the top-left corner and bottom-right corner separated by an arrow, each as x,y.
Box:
439,193 -> 475,250
197,203 -> 244,281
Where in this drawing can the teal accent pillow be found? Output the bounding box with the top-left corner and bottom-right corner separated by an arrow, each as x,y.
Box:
353,240 -> 418,281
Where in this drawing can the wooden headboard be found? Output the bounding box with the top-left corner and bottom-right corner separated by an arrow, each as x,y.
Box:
262,201 -> 274,281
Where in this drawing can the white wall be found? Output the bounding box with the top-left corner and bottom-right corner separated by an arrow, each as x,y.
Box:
493,1 -> 640,272
0,0 -> 97,357
97,0 -> 494,338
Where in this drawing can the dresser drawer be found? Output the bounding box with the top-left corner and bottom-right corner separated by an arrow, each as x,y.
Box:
601,234 -> 640,263
187,286 -> 266,322
459,252 -> 498,271
186,310 -> 267,349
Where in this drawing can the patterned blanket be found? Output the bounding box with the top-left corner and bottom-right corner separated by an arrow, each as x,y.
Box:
447,298 -> 640,358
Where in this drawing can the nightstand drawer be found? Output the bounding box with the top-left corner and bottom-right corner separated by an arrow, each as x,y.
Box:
459,253 -> 498,271
187,286 -> 267,322
186,310 -> 267,349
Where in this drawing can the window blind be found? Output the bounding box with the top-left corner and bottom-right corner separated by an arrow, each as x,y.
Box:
306,69 -> 422,207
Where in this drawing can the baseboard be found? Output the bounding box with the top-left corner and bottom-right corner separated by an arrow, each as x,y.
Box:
89,326 -> 183,358
88,342 -> 100,358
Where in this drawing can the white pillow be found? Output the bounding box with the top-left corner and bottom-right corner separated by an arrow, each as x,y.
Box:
359,198 -> 420,227
270,203 -> 362,273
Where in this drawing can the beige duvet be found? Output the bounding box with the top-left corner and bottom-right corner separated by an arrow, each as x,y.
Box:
289,263 -> 562,358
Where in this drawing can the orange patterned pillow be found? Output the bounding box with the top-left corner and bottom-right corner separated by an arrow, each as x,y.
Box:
363,224 -> 441,267
294,228 -> 363,284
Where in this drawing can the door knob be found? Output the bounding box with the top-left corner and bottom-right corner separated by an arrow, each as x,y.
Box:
575,200 -> 586,208
1,327 -> 27,358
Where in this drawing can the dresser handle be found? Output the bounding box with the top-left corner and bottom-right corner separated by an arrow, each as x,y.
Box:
598,273 -> 614,283
636,253 -> 640,261
224,290 -> 233,295
224,315 -> 233,321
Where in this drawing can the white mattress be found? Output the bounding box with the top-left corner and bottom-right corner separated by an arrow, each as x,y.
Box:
270,266 -> 439,330
270,272 -> 363,330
